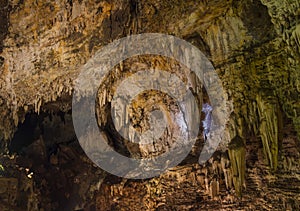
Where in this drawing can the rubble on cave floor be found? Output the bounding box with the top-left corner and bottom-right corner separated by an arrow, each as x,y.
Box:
1,120 -> 298,210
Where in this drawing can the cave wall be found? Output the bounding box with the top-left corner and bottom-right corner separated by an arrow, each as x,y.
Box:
0,0 -> 299,210
0,0 -> 299,141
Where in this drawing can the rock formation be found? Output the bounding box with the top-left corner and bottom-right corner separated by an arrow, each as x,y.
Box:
0,0 -> 299,210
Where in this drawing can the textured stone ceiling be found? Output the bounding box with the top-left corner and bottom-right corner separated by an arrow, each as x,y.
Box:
0,0 -> 299,139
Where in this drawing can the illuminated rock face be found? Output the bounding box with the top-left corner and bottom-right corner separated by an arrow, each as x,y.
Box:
0,0 -> 299,210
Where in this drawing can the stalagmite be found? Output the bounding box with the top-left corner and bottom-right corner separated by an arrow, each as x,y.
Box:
205,176 -> 209,194
228,135 -> 246,197
224,168 -> 233,190
256,94 -> 279,171
198,173 -> 206,188
209,178 -> 219,199
221,153 -> 232,189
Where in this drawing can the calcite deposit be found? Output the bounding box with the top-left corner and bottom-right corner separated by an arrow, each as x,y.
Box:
0,0 -> 299,210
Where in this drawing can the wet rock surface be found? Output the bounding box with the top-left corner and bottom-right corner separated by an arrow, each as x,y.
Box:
0,0 -> 299,210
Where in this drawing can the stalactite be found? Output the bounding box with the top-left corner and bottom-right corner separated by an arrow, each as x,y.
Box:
260,0 -> 300,141
0,0 -> 299,210
291,24 -> 300,49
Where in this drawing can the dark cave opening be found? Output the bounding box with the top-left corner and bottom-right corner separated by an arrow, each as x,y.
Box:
8,110 -> 76,155
3,109 -> 101,210
9,113 -> 41,154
